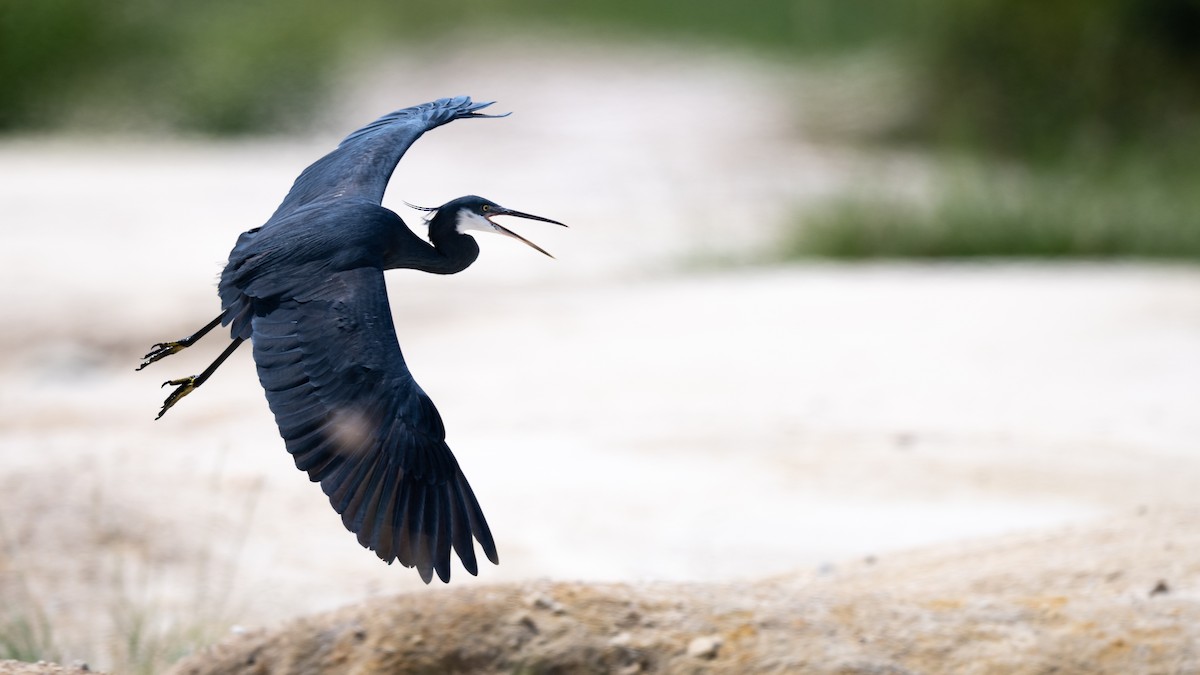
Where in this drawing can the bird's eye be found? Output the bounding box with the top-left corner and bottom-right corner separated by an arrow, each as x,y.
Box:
481,205 -> 491,212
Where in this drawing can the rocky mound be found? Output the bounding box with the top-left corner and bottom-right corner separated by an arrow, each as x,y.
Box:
164,507 -> 1199,674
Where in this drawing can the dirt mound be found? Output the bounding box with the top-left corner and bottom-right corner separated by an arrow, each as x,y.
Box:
166,507 -> 1200,674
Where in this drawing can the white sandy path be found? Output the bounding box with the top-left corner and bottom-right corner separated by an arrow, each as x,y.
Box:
0,42 -> 1199,668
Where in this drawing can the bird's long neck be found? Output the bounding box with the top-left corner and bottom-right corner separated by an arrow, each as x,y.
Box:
389,209 -> 479,275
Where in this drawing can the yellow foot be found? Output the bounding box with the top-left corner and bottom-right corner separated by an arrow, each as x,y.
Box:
157,376 -> 197,419
137,341 -> 188,371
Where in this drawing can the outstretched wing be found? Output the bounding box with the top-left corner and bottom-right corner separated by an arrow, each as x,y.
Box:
269,96 -> 507,221
249,266 -> 498,583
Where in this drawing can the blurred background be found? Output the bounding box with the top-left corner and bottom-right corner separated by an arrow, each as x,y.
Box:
2,1 -> 1199,672
4,0 -> 1200,253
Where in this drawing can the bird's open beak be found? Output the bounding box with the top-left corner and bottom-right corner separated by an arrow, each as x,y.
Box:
488,207 -> 567,259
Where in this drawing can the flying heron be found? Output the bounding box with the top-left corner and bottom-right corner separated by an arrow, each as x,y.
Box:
137,96 -> 564,583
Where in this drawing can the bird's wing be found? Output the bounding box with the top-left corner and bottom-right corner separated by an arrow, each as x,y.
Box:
249,265 -> 498,583
270,96 -> 506,220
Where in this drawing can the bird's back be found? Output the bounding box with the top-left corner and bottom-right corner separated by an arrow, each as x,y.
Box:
218,199 -> 397,339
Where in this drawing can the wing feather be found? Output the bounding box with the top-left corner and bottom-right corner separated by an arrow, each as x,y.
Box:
249,266 -> 496,582
369,472 -> 401,561
433,485 -> 453,582
395,477 -> 417,565
408,482 -> 431,583
449,483 -> 477,575
270,96 -> 505,220
342,451 -> 383,530
460,474 -> 499,565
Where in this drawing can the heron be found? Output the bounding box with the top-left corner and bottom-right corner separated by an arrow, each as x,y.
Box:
136,96 -> 564,583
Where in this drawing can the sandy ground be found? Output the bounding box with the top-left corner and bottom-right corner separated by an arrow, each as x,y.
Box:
1,41 -> 1199,671
163,507 -> 1200,674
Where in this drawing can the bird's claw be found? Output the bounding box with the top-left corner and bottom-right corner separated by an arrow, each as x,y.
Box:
157,376 -> 197,419
137,341 -> 186,371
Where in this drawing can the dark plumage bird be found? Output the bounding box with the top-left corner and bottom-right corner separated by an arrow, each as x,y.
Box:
137,96 -> 565,583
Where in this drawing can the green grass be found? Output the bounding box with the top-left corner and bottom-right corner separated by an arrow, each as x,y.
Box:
0,569 -> 234,674
0,473 -> 263,673
784,161 -> 1200,260
0,615 -> 59,664
0,512 -> 61,664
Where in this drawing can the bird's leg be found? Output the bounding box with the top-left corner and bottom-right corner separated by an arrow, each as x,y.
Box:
157,337 -> 245,420
137,312 -> 226,371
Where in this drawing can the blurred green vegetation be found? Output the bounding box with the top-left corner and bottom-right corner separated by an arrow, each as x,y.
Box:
3,0 -> 1197,257
903,0 -> 1200,162
2,0 -> 359,133
5,0 -> 1196,150
785,162 -> 1200,259
0,0 -> 929,134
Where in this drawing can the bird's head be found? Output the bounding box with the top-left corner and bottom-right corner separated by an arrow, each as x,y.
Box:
406,195 -> 565,258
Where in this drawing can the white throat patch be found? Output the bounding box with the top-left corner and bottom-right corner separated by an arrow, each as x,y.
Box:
455,209 -> 495,235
